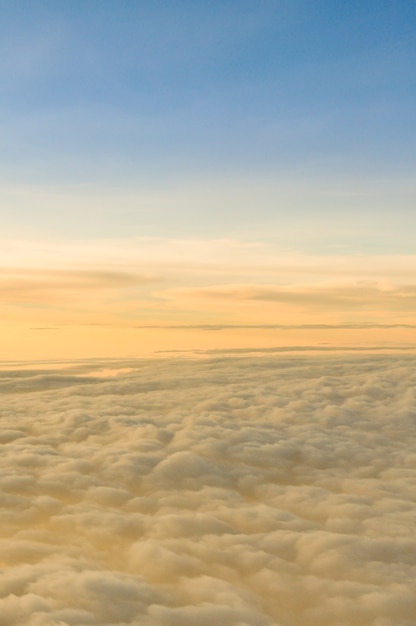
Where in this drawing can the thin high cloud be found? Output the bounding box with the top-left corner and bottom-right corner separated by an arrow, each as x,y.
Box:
0,355 -> 415,625
0,268 -> 157,306
158,282 -> 416,314
137,322 -> 416,330
157,345 -> 416,356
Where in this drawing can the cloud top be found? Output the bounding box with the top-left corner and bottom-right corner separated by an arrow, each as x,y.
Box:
0,354 -> 415,625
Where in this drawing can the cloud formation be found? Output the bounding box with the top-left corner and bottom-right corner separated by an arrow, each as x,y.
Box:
0,354 -> 415,625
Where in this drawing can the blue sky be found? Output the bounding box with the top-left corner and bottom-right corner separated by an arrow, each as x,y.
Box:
1,1 -> 416,358
1,0 -> 415,243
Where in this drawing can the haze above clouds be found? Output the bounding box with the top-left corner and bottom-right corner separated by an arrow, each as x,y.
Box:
0,355 -> 415,626
1,1 -> 416,356
1,236 -> 416,360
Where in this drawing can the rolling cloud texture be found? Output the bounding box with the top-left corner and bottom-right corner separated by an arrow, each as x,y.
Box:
0,355 -> 415,625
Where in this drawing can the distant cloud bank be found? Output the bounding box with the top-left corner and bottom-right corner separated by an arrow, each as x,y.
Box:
0,354 -> 415,625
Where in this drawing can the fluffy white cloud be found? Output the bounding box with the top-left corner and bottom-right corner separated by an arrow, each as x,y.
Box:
0,354 -> 415,625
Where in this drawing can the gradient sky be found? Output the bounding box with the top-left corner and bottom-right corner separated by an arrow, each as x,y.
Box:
1,0 -> 416,359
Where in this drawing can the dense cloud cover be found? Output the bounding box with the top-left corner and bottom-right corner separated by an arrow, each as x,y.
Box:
0,354 -> 415,625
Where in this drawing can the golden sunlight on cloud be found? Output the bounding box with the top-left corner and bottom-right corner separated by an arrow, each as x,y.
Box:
0,355 -> 415,625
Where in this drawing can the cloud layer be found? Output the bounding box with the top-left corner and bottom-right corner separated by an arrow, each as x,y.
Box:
0,354 -> 415,625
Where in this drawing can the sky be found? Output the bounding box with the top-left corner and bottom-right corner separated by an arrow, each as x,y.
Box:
1,0 -> 416,359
